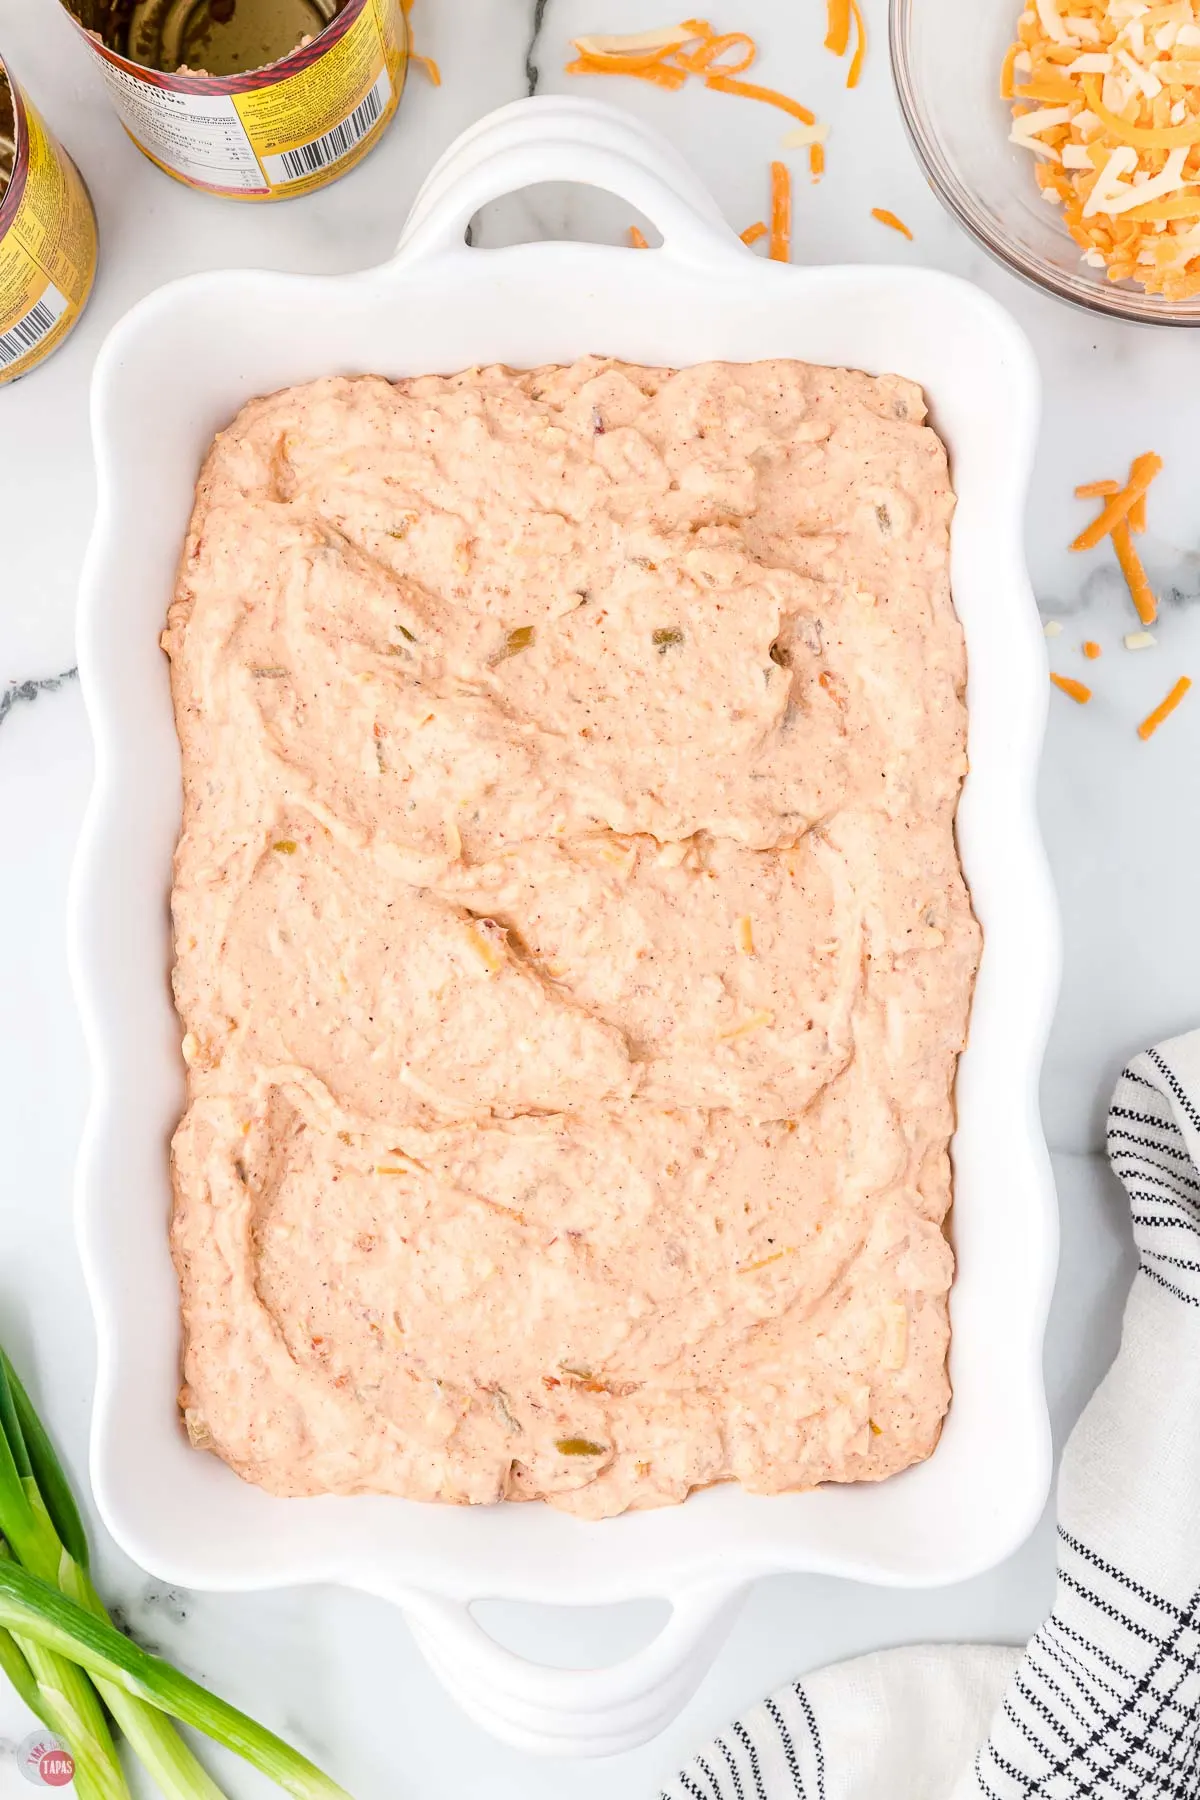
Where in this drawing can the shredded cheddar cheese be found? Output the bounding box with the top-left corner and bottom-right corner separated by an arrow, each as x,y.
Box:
629,225 -> 650,248
1051,673 -> 1093,702
464,923 -> 506,974
1083,639 -> 1103,658
847,0 -> 867,87
737,915 -> 756,955
718,1009 -> 775,1042
741,220 -> 768,245
825,0 -> 851,57
872,207 -> 914,238
568,21 -> 821,134
770,160 -> 792,261
1112,518 -> 1160,624
1005,2 -> 1200,295
400,0 -> 441,83
826,0 -> 867,86
1138,675 -> 1192,738
1075,478 -> 1122,498
1071,452 -> 1163,550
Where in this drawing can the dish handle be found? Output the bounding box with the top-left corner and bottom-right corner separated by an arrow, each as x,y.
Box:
392,94 -> 748,272
398,1578 -> 749,1758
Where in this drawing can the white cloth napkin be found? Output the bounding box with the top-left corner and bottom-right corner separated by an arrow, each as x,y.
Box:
663,1032 -> 1200,1799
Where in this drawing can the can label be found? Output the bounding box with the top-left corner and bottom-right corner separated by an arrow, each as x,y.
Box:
0,65 -> 98,385
70,0 -> 407,200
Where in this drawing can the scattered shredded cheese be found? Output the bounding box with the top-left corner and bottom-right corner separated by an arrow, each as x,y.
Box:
738,1248 -> 794,1275
741,220 -> 768,245
847,0 -> 867,86
1083,639 -> 1103,658
770,160 -> 792,261
1138,675 -> 1192,738
737,915 -> 756,955
1075,478 -> 1122,497
629,225 -> 649,248
568,22 -> 820,133
1005,2 -> 1200,295
880,1304 -> 909,1371
872,207 -> 914,239
400,0 -> 441,84
1044,619 -> 1064,636
718,1009 -> 775,1041
1071,452 -> 1163,550
1112,518 -> 1159,624
782,122 -> 829,147
1051,672 -> 1093,702
825,0 -> 851,57
464,922 -> 506,974
1125,629 -> 1157,649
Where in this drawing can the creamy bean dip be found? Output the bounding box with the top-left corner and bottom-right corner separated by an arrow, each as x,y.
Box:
164,357 -> 979,1517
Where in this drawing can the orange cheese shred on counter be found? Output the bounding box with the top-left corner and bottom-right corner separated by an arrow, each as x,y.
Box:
1138,677 -> 1192,741
770,160 -> 792,262
629,226 -> 650,249
1071,454 -> 1163,553
1083,641 -> 1102,660
1111,519 -> 1159,627
847,0 -> 867,89
1075,480 -> 1122,500
400,0 -> 441,83
872,207 -> 913,240
809,142 -> 825,181
567,20 -> 820,131
825,0 -> 851,57
1051,673 -> 1093,704
705,73 -> 815,124
741,220 -> 768,245
826,0 -> 866,86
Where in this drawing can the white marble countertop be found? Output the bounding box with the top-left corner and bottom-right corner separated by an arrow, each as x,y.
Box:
0,0 -> 1196,1793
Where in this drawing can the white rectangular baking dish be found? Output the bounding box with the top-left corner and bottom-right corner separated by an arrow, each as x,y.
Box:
71,96 -> 1059,1760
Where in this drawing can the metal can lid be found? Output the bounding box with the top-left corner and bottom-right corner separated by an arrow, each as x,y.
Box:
125,0 -> 341,78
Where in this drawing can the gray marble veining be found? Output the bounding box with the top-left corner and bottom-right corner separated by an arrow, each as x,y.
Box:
524,0 -> 552,96
0,668 -> 77,734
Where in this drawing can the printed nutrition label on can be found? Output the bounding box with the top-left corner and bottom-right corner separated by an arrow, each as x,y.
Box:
97,61 -> 265,190
0,75 -> 97,384
84,0 -> 406,201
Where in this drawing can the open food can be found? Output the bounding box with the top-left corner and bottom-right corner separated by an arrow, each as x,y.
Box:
61,0 -> 408,200
0,55 -> 97,385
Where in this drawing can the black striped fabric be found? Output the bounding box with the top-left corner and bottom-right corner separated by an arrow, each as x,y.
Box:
662,1038 -> 1200,1799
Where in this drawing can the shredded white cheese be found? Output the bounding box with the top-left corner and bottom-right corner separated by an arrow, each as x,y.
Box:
1117,45 -> 1162,96
1125,630 -> 1157,649
1037,0 -> 1079,44
1085,145 -> 1190,216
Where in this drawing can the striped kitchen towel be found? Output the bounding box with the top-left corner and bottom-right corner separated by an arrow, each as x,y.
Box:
663,1032 -> 1200,1799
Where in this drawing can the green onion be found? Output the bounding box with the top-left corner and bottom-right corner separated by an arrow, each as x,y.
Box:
494,625 -> 534,662
0,1564 -> 352,1800
0,1349 -> 355,1799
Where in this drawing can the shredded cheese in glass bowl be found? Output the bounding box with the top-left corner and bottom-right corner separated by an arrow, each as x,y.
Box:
891,0 -> 1200,322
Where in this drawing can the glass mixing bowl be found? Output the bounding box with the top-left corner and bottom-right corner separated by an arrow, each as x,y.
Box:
890,0 -> 1200,326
